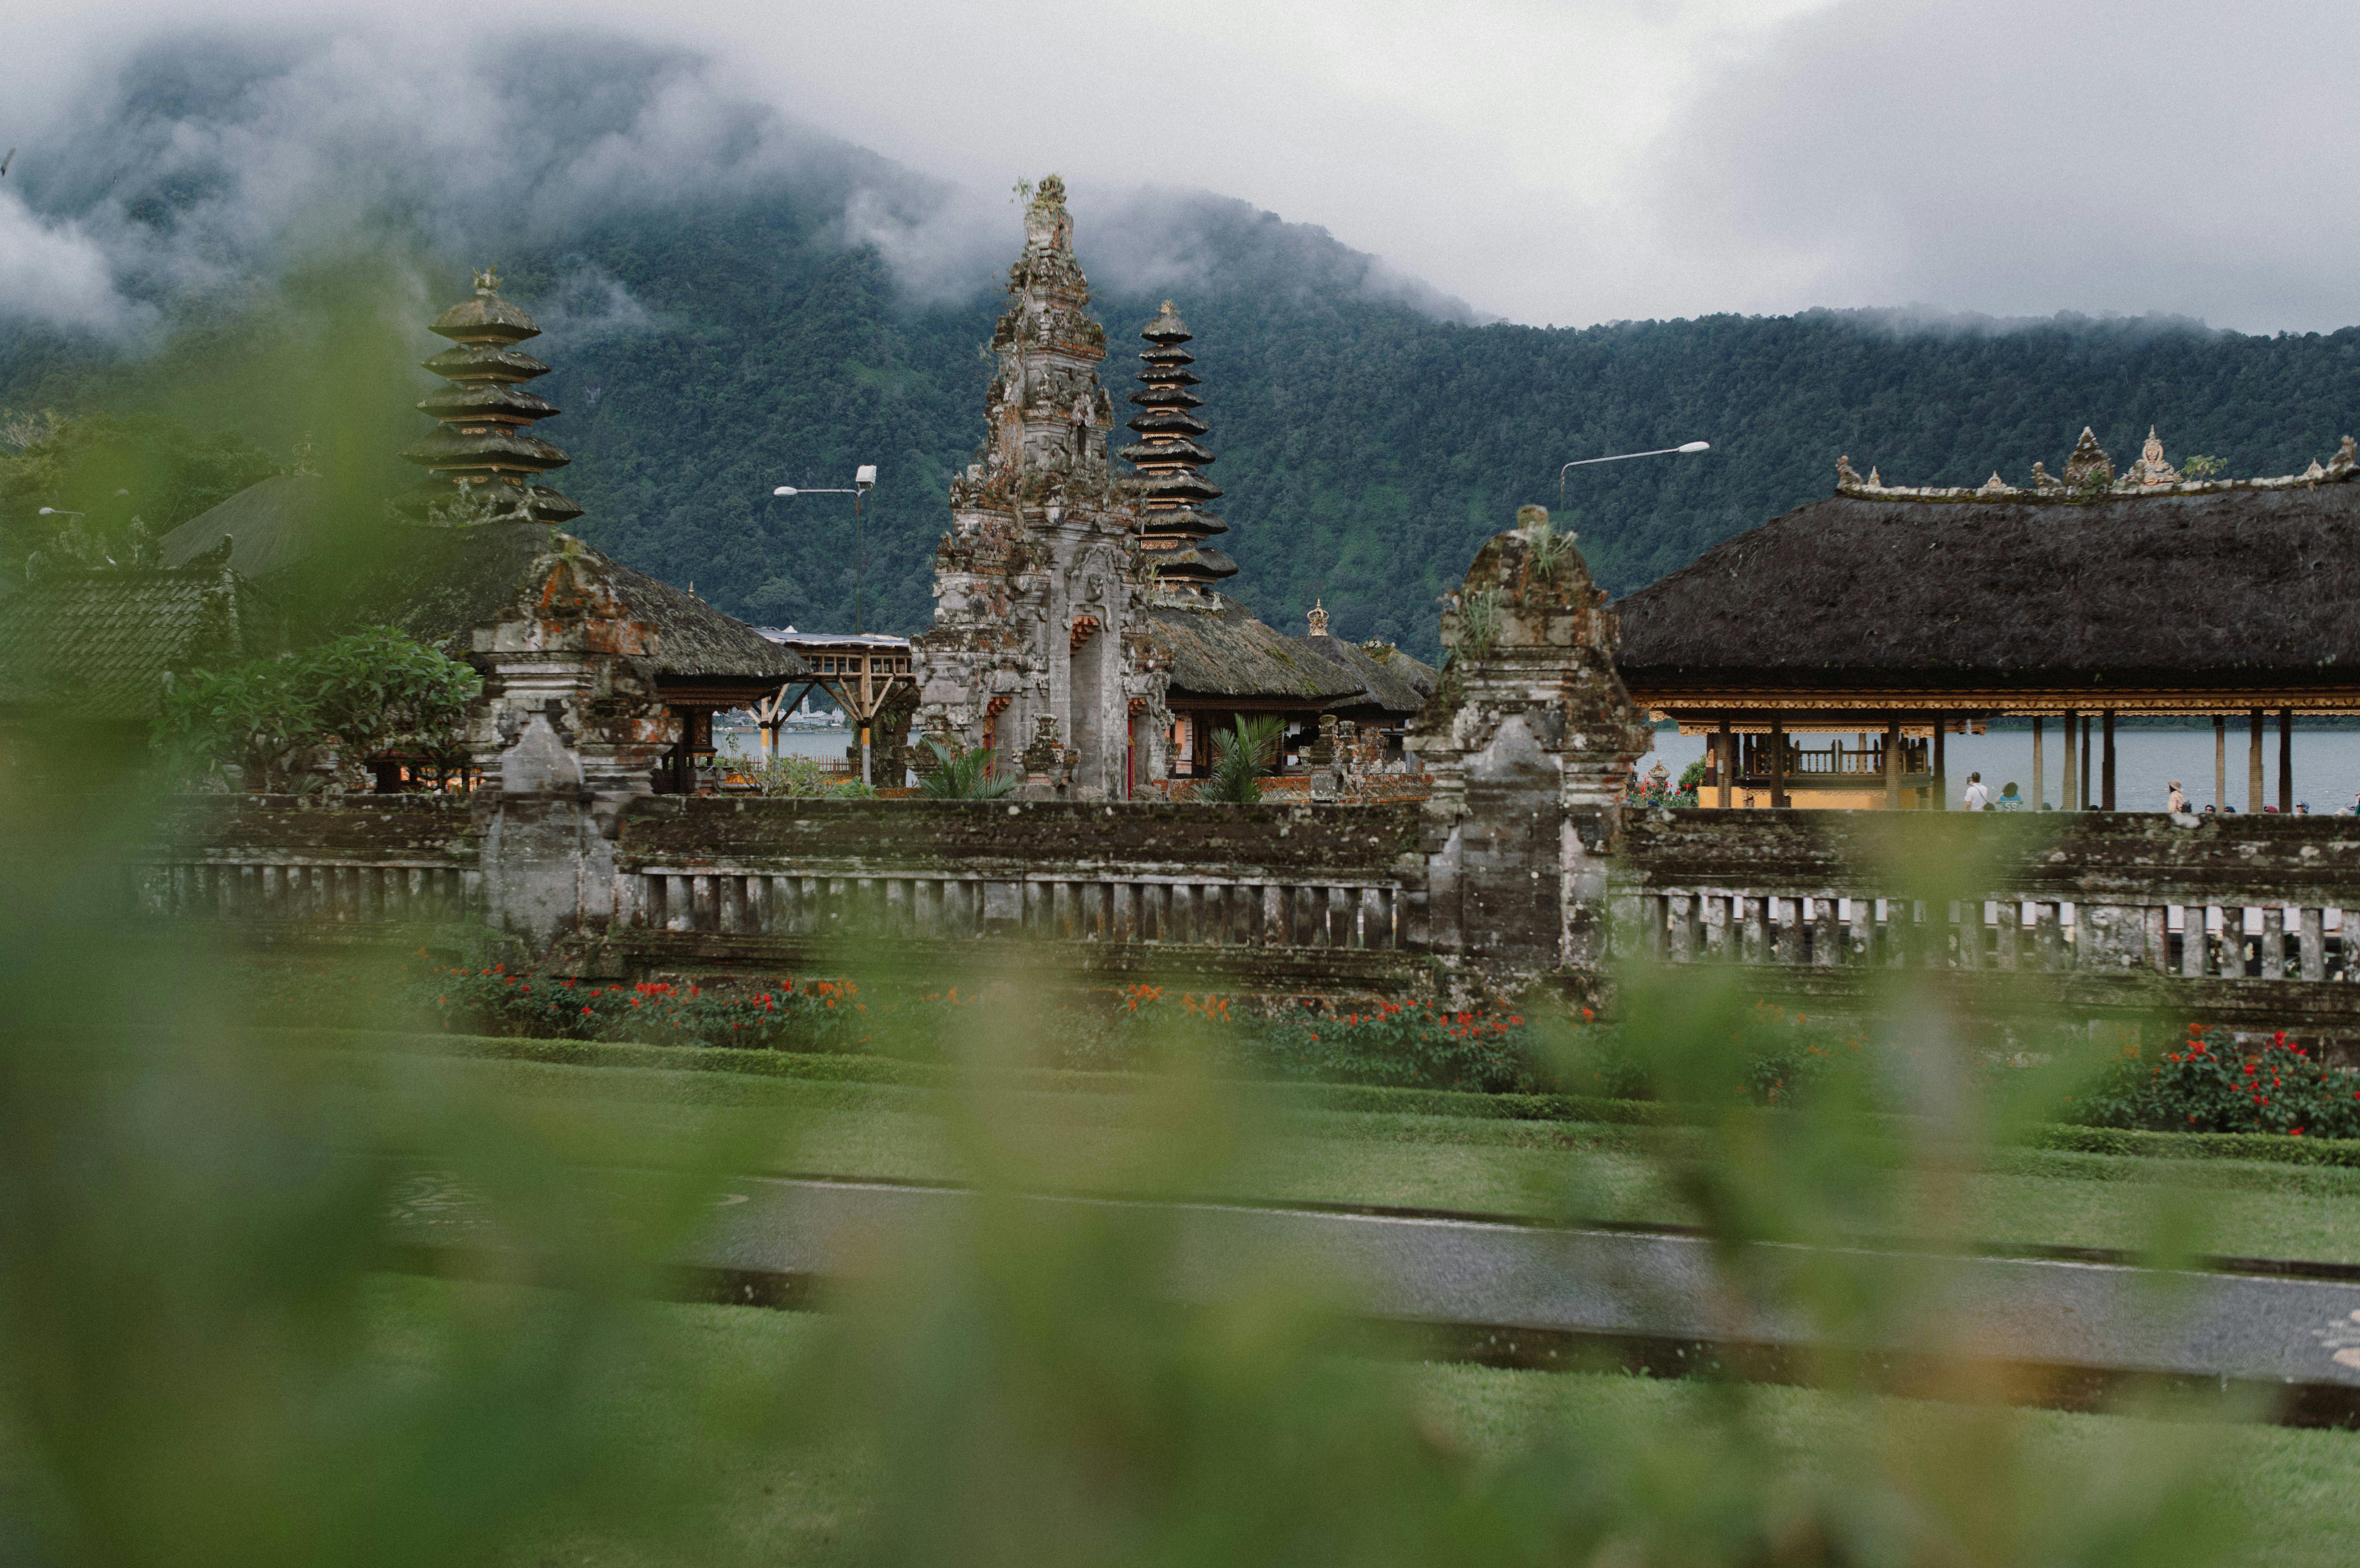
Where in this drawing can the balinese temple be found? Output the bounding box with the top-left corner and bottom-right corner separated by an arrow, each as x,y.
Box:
1615,426 -> 2360,811
911,180 -> 1436,792
154,269 -> 803,793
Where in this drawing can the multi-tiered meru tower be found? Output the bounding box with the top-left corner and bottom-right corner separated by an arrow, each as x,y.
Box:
395,267 -> 583,525
910,177 -> 1171,797
1121,302 -> 1237,593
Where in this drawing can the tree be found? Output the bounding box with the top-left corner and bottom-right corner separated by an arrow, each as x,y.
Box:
1,411 -> 282,570
154,628 -> 481,790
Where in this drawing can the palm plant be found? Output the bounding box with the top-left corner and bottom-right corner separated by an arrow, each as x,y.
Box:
1193,715 -> 1283,804
918,739 -> 1018,800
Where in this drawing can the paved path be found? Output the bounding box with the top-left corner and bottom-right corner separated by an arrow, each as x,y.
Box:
396,1173 -> 2360,1398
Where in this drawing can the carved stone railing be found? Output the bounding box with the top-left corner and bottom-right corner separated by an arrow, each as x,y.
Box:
126,795 -> 485,927
1612,811 -> 2360,1034
610,797 -> 1419,953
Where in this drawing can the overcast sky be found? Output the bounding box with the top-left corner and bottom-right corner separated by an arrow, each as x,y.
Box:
7,0 -> 2358,333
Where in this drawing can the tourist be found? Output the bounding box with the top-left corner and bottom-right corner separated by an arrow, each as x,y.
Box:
2166,779 -> 2188,814
1962,771 -> 1990,810
2296,801 -> 2311,815
2204,803 -> 2218,814
1996,782 -> 2024,810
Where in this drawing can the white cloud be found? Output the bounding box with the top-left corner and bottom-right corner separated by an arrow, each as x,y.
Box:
4,0 -> 2359,332
0,190 -> 135,332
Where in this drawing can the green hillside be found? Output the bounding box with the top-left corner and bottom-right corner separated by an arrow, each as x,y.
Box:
10,191 -> 2360,665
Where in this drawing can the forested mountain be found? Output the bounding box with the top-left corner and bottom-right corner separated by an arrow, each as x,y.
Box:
9,41 -> 2360,662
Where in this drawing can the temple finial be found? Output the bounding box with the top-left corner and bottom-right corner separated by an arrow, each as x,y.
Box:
1306,599 -> 1330,637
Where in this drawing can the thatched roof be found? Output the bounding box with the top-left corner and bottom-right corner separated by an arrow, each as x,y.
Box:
1615,479 -> 2360,699
159,479 -> 798,685
336,523 -> 804,682
157,474 -> 328,580
1296,634 -> 1438,717
1149,598 -> 1365,703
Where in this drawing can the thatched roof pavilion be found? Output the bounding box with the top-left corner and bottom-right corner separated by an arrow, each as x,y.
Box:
1615,428 -> 2360,811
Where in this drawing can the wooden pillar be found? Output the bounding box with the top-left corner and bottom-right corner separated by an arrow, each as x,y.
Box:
2079,714 -> 2093,811
2101,710 -> 2116,811
2061,708 -> 2078,812
1716,716 -> 1732,810
1883,716 -> 1902,810
1933,720 -> 1948,810
2031,717 -> 2043,810
2249,709 -> 2265,813
2279,708 -> 2294,813
1769,716 -> 1788,809
2214,714 -> 2226,811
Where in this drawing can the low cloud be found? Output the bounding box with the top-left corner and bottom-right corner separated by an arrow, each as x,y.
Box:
0,189 -> 140,334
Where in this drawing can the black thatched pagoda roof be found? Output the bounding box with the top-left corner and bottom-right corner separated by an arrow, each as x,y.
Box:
1615,477 -> 2360,706
1297,634 -> 1439,718
1149,599 -> 1364,704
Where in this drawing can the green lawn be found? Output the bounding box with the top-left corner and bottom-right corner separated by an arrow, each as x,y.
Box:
348,1276 -> 2360,1568
325,1045 -> 2360,1266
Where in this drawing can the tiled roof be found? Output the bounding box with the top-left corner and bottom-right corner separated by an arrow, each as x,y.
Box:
0,553 -> 278,721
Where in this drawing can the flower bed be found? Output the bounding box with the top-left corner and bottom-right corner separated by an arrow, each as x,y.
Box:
2065,1026 -> 2360,1139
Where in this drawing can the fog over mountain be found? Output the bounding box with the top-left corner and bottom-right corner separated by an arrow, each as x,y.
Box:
8,28 -> 2360,664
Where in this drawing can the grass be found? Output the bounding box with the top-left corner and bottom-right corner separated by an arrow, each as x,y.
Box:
347,1275 -> 2360,1568
305,1035 -> 2360,1266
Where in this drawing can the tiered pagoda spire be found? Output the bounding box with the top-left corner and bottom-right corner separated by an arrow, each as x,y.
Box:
395,267 -> 582,524
1120,301 -> 1237,590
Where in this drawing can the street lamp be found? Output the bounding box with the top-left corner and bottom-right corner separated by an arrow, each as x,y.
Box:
1557,441 -> 1710,508
771,464 -> 878,632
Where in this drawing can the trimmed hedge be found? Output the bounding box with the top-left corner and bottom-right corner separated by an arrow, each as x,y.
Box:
277,1028 -> 2360,1172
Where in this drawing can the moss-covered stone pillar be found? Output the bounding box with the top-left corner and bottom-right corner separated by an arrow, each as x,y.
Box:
1406,506 -> 1649,998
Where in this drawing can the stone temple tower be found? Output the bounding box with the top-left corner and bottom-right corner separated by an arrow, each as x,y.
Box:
911,176 -> 1169,797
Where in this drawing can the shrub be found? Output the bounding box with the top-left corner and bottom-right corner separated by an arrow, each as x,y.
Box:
2064,1025 -> 2360,1139
1191,716 -> 1282,804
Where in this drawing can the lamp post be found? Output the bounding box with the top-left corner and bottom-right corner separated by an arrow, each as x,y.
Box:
771,464 -> 878,632
1557,441 -> 1710,509
771,465 -> 881,784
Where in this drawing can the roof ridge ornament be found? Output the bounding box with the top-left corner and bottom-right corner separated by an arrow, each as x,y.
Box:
1836,454 -> 1867,491
1307,599 -> 1329,637
2125,424 -> 2182,486
474,265 -> 500,295
2063,426 -> 2113,487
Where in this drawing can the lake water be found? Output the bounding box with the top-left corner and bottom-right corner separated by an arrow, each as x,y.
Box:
716,725 -> 853,762
717,720 -> 2360,812
1638,725 -> 2360,814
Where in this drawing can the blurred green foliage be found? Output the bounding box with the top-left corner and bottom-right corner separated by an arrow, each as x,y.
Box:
0,738 -> 2261,1568
0,410 -> 281,568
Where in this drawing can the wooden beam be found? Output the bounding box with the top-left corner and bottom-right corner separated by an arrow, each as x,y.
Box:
1769,715 -> 1788,809
1933,720 -> 1947,810
2214,714 -> 2226,811
2061,709 -> 2078,812
1884,715 -> 1901,810
2031,717 -> 2044,811
2102,710 -> 2116,811
2280,708 -> 2295,814
2249,709 -> 2265,813
2079,714 -> 2093,811
1716,715 -> 1732,810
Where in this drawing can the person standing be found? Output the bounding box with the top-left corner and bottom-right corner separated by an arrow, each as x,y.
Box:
1962,771 -> 1991,811
2167,779 -> 2189,815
